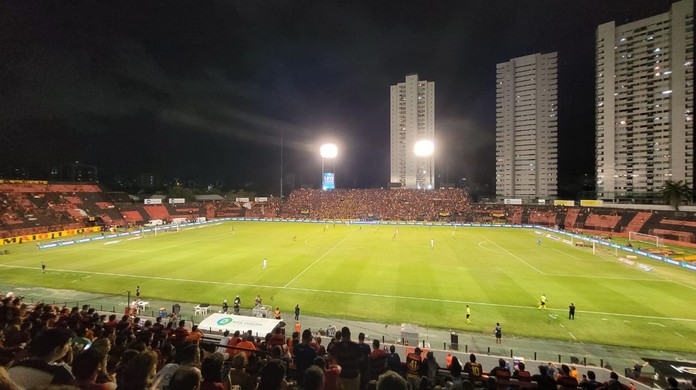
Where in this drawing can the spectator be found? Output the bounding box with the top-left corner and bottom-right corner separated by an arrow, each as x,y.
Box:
423,351 -> 440,387
330,327 -> 362,390
463,353 -> 483,387
7,327 -> 76,388
294,329 -> 318,385
377,370 -> 407,390
72,348 -> 115,390
449,356 -> 463,387
304,365 -> 325,390
405,348 -> 424,390
121,350 -> 159,390
153,343 -> 200,390
228,353 -> 256,390
257,359 -> 287,390
488,358 -> 511,390
169,366 -> 202,390
531,365 -> 557,390
581,371 -> 602,390
369,340 -> 388,381
357,333 -> 372,390
556,364 -> 579,390
200,353 -> 225,390
386,345 -> 402,375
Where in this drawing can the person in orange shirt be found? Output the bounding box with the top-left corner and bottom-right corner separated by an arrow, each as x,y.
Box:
236,335 -> 257,359
274,307 -> 281,319
186,325 -> 204,343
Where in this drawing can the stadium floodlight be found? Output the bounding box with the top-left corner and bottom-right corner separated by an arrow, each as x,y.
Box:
414,140 -> 434,157
320,143 -> 338,190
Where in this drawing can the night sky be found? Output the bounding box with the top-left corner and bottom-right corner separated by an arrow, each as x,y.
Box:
0,1 -> 677,196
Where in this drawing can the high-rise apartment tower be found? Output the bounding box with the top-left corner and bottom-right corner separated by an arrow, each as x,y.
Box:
390,74 -> 435,189
495,52 -> 558,200
596,0 -> 693,200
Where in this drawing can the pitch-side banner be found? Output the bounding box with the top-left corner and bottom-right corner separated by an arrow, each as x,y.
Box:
144,199 -> 162,205
1,226 -> 102,245
580,200 -> 604,207
553,200 -> 575,206
504,199 -> 522,205
169,198 -> 185,204
255,197 -> 268,202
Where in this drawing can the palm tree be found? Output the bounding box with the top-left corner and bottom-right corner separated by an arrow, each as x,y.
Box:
662,180 -> 692,210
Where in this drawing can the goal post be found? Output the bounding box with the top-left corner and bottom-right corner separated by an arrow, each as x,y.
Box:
628,231 -> 664,247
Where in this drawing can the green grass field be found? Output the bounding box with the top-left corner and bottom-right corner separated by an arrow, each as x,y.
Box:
2,221 -> 695,352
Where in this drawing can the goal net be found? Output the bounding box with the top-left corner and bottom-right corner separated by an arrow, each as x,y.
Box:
628,231 -> 664,247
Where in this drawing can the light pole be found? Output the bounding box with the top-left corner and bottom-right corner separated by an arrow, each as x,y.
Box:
320,143 -> 338,190
414,139 -> 434,189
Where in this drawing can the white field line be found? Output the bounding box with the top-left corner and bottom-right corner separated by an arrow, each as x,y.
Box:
548,246 -> 606,263
3,263 -> 695,323
568,332 -> 577,340
284,231 -> 355,288
648,322 -> 666,327
477,241 -> 507,255
542,274 -> 662,282
674,332 -> 685,338
478,235 -> 545,274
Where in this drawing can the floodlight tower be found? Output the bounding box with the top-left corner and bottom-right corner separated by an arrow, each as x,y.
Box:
320,143 -> 338,190
414,139 -> 434,189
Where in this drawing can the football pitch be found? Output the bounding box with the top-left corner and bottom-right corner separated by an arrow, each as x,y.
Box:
2,220 -> 696,352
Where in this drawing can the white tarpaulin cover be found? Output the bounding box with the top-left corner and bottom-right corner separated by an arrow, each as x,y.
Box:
197,313 -> 283,336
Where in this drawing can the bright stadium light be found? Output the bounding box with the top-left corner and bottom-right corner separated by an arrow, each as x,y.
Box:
414,140 -> 434,157
320,143 -> 338,159
320,143 -> 338,190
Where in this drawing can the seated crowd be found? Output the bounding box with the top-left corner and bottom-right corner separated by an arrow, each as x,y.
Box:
0,293 -> 665,390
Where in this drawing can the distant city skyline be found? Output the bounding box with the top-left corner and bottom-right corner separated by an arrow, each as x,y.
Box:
0,1 -> 685,197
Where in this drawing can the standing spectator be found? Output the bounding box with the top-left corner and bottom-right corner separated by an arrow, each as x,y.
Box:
405,348 -> 423,390
357,333 -> 371,390
377,371 -> 407,390
257,359 -> 287,390
169,366 -> 202,390
330,327 -> 362,390
423,351 -> 440,387
72,348 -> 115,390
294,329 -> 318,385
369,340 -> 388,381
386,345 -> 402,375
449,356 -> 463,387
121,350 -> 159,390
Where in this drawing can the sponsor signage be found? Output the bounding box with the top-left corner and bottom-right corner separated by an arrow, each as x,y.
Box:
504,198 -> 522,205
255,197 -> 268,202
0,179 -> 49,184
236,198 -> 250,203
169,198 -> 185,204
2,226 -> 102,246
144,198 -> 162,205
322,172 -> 335,190
553,200 -> 576,206
580,200 -> 604,207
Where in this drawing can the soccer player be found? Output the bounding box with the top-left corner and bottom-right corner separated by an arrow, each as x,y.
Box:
41,262 -> 46,274
431,239 -> 435,249
538,294 -> 548,310
466,305 -> 471,324
537,238 -> 542,245
263,258 -> 267,270
569,303 -> 575,319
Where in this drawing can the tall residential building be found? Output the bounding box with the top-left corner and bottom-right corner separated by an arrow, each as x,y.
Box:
495,52 -> 558,200
390,74 -> 435,189
596,0 -> 693,201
